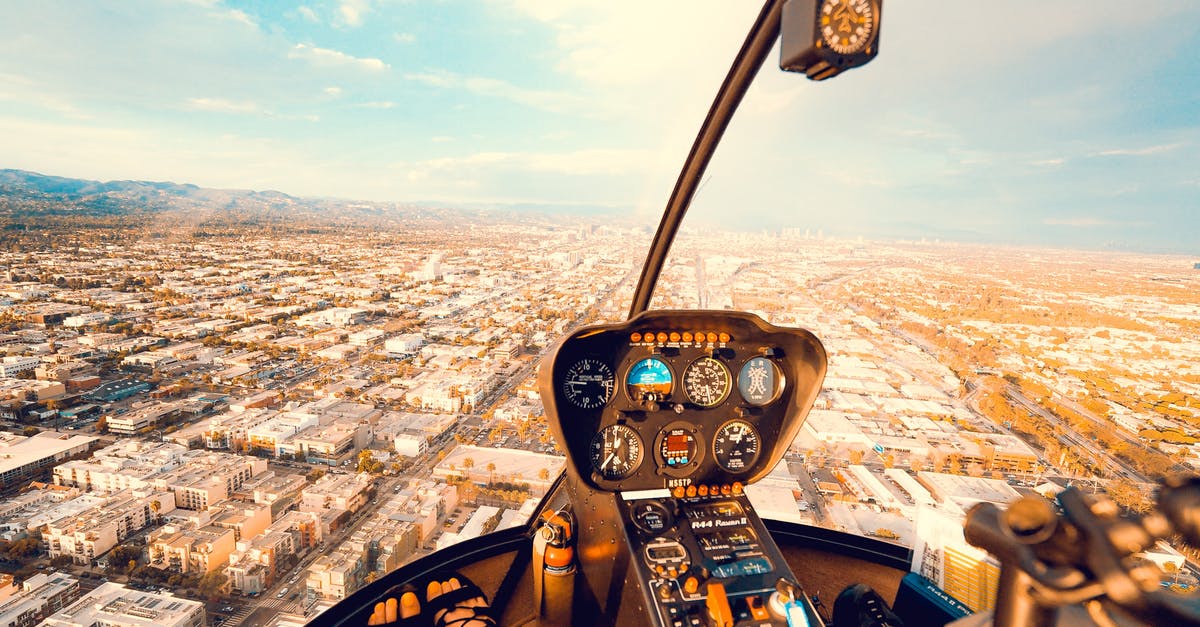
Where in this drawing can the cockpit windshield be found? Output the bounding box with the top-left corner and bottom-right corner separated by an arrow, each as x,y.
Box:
0,1 -> 1197,625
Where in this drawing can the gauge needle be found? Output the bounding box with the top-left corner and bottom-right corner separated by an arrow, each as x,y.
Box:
602,452 -> 616,470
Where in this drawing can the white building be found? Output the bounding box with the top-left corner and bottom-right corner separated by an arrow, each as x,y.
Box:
0,572 -> 81,627
42,582 -> 204,627
0,431 -> 97,491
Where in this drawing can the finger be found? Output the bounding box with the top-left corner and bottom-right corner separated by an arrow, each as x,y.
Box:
368,602 -> 385,625
446,578 -> 461,591
385,597 -> 398,623
427,580 -> 442,602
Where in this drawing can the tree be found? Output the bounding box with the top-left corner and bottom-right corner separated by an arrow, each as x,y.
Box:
198,570 -> 228,600
486,462 -> 496,484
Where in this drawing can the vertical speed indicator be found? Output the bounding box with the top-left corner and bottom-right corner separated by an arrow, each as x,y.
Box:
562,359 -> 614,409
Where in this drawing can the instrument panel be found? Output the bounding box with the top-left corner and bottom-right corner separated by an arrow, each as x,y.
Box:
539,310 -> 828,492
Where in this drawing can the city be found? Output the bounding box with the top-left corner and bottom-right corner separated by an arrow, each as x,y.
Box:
0,216 -> 1195,625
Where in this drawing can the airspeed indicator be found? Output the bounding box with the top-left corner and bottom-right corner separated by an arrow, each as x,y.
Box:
562,359 -> 614,409
683,357 -> 731,407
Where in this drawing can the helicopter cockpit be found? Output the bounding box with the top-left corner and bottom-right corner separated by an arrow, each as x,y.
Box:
305,1 -> 1200,626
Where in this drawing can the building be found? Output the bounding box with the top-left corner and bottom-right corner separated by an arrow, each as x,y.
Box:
300,473 -> 374,517
226,510 -> 322,595
151,451 -> 268,511
106,404 -> 181,436
53,440 -> 187,494
85,379 -> 152,403
42,582 -> 204,627
0,357 -> 41,377
0,572 -> 81,627
148,524 -> 236,575
44,490 -> 176,565
0,431 -> 97,491
293,422 -> 370,466
384,334 -> 424,357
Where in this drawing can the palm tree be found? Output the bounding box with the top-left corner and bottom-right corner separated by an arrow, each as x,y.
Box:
486,462 -> 496,485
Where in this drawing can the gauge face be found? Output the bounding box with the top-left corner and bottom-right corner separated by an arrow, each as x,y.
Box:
589,424 -> 643,481
712,420 -> 762,473
820,0 -> 876,55
738,357 -> 784,406
658,426 -> 698,469
683,357 -> 732,408
631,501 -> 674,534
626,357 -> 673,401
562,358 -> 614,409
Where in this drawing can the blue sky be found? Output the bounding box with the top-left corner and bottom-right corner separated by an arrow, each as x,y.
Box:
1,1 -> 1197,253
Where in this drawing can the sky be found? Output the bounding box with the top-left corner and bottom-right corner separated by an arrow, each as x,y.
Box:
1,1 -> 1197,253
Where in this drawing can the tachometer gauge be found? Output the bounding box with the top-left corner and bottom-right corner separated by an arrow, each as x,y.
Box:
626,357 -> 673,402
712,420 -> 761,473
738,357 -> 784,406
562,358 -> 614,409
590,424 -> 643,481
683,357 -> 731,407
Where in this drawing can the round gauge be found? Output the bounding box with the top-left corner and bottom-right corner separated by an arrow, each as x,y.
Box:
562,358 -> 614,409
738,357 -> 785,406
820,0 -> 876,55
626,357 -> 673,402
683,357 -> 731,408
712,420 -> 762,473
589,424 -> 643,481
631,501 -> 674,534
657,426 -> 699,470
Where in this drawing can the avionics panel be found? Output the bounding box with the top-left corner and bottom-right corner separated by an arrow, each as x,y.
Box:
539,310 -> 827,492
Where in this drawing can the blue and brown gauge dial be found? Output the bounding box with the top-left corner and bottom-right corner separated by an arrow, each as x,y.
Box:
590,424 -> 643,481
712,420 -> 762,473
683,356 -> 731,407
562,358 -> 614,409
626,357 -> 673,402
820,0 -> 876,55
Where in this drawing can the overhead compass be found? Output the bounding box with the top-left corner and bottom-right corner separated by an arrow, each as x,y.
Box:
820,0 -> 876,55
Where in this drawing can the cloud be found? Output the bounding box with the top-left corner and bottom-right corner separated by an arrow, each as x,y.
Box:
1042,217 -> 1146,227
431,136 -> 454,143
1031,158 -> 1065,167
393,32 -> 416,44
1094,143 -> 1182,157
186,97 -> 258,114
324,86 -> 343,97
0,73 -> 92,120
354,101 -> 395,109
401,148 -> 651,181
297,6 -> 318,23
289,43 -> 388,71
403,69 -> 577,113
337,0 -> 370,28
216,9 -> 256,28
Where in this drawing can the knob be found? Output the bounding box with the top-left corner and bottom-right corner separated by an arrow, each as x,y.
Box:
658,583 -> 673,600
683,576 -> 699,595
706,582 -> 733,627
